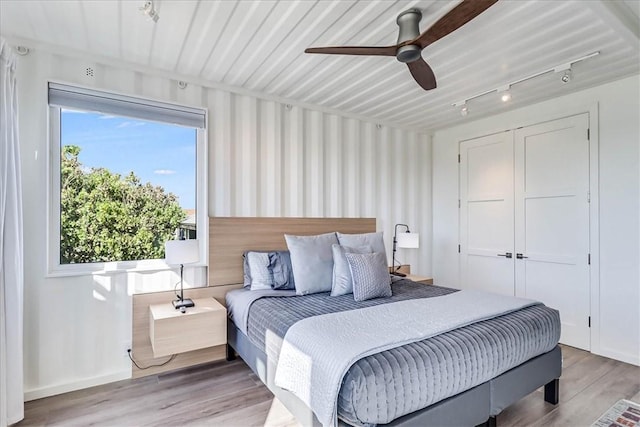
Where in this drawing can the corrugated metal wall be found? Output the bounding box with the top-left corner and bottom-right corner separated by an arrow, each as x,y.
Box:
21,49 -> 432,397
47,52 -> 433,275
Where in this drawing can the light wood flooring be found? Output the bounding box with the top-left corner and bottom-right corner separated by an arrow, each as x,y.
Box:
19,345 -> 640,426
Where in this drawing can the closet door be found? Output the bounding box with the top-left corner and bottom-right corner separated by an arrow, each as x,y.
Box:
514,113 -> 591,350
460,131 -> 515,295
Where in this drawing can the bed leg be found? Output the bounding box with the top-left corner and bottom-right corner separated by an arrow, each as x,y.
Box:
475,416 -> 496,427
226,344 -> 236,361
544,378 -> 559,404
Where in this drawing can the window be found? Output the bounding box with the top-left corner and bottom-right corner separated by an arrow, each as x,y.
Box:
48,83 -> 207,274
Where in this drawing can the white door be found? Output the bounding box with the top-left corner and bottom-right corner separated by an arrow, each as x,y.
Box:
514,114 -> 591,350
460,131 -> 515,296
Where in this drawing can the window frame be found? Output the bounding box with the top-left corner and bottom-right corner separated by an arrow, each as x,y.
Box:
46,82 -> 208,277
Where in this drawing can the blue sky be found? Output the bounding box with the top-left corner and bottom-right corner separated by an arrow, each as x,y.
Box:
61,110 -> 196,209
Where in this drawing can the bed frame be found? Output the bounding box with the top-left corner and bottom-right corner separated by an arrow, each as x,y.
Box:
210,217 -> 561,426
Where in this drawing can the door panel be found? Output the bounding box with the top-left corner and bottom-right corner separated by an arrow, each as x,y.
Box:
515,113 -> 590,350
460,132 -> 514,295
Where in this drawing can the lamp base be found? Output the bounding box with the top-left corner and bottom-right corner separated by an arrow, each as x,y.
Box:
390,272 -> 407,277
173,298 -> 195,310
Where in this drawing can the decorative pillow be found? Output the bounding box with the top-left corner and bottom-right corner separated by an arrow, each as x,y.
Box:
337,232 -> 388,265
330,244 -> 373,296
285,232 -> 339,295
345,252 -> 392,302
242,251 -> 295,290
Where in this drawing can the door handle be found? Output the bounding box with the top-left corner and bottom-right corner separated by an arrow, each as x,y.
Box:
497,252 -> 513,258
516,253 -> 528,259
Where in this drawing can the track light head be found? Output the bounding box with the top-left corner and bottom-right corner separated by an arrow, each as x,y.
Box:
140,1 -> 159,22
561,69 -> 572,84
460,105 -> 469,117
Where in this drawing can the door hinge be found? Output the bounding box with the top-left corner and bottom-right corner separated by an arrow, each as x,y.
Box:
458,199 -> 461,208
458,154 -> 461,163
588,316 -> 591,328
587,191 -> 591,203
458,244 -> 461,253
587,128 -> 590,140
588,253 -> 591,265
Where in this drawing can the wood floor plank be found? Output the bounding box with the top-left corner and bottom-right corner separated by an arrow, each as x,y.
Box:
18,345 -> 640,427
530,362 -> 640,426
558,344 -> 590,370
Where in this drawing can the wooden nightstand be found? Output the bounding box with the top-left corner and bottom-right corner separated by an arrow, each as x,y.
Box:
405,274 -> 433,285
389,264 -> 433,285
149,297 -> 227,358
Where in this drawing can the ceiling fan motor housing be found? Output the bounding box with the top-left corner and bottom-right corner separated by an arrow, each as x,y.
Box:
396,8 -> 422,63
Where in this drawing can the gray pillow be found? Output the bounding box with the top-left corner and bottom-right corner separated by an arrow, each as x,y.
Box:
285,232 -> 338,295
331,244 -> 373,296
270,251 -> 295,290
337,232 -> 388,265
243,251 -> 295,290
345,252 -> 392,302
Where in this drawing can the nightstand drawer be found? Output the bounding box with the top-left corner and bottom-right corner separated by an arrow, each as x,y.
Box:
149,298 -> 226,358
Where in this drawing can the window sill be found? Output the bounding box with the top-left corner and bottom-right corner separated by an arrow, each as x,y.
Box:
46,262 -> 208,278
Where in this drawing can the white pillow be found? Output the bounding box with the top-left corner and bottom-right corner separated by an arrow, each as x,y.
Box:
330,244 -> 373,296
285,232 -> 338,295
336,232 -> 388,265
245,252 -> 272,291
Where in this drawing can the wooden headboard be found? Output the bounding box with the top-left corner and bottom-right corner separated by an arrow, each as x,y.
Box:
208,217 -> 376,286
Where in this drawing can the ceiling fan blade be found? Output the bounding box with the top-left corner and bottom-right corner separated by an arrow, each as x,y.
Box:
412,0 -> 498,49
407,58 -> 437,91
305,45 -> 397,56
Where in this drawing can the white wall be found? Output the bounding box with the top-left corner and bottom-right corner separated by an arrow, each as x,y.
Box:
432,75 -> 640,366
17,49 -> 432,399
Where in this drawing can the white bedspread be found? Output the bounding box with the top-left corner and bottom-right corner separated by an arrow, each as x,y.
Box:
274,289 -> 538,426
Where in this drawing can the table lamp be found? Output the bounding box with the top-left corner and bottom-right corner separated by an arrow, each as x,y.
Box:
165,239 -> 199,309
392,224 -> 419,277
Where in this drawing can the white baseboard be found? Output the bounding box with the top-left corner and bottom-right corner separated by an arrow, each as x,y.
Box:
593,347 -> 640,367
24,370 -> 131,402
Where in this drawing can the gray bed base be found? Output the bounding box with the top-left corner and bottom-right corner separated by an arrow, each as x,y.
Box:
227,321 -> 561,427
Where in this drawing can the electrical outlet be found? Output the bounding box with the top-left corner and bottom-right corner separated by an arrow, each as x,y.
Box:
122,341 -> 132,358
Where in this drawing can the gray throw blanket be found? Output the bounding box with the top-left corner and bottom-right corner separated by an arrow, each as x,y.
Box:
274,289 -> 538,427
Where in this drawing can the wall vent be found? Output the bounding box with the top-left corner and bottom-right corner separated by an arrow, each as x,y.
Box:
85,67 -> 94,78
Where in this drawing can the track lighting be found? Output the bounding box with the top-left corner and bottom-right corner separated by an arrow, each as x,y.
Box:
15,46 -> 29,56
498,85 -> 512,102
452,51 -> 599,113
140,1 -> 159,23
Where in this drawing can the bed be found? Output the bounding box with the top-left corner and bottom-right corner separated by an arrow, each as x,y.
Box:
211,217 -> 562,427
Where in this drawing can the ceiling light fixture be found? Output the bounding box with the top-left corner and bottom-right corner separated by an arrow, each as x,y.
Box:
452,51 -> 599,115
15,46 -> 30,56
498,85 -> 512,102
140,1 -> 159,23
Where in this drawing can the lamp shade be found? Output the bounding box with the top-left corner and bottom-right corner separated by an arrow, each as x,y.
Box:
397,232 -> 419,249
165,239 -> 199,265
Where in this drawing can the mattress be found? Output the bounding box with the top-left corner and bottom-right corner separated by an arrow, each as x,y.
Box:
227,281 -> 560,426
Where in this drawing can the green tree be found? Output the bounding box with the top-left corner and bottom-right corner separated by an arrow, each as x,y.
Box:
60,145 -> 186,264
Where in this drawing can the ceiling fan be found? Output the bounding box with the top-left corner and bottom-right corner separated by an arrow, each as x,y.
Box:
305,0 -> 499,91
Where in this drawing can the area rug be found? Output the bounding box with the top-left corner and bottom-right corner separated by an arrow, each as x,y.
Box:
592,400 -> 640,427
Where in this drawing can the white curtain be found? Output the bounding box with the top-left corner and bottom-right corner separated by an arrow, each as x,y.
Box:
0,38 -> 24,426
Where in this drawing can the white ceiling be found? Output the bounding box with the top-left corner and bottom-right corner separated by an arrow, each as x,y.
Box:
1,0 -> 638,131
